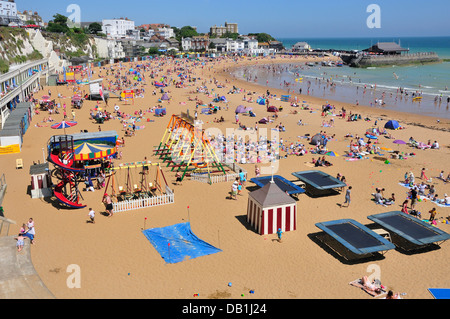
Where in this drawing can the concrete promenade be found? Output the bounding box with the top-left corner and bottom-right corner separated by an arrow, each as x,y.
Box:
0,236 -> 55,299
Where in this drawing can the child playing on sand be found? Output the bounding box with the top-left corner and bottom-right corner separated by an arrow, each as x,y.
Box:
428,208 -> 438,224
230,179 -> 239,200
277,228 -> 283,242
88,208 -> 95,224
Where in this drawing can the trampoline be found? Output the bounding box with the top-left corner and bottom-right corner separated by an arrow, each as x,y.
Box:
315,219 -> 396,256
428,289 -> 450,299
292,170 -> 346,196
368,211 -> 450,247
250,175 -> 305,195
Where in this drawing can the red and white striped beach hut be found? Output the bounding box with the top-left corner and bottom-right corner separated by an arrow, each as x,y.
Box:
247,181 -> 297,235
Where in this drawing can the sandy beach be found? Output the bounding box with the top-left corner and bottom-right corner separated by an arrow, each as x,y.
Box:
1,54 -> 449,300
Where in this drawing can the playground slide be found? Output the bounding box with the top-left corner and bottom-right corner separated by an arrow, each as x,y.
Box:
54,181 -> 86,209
49,153 -> 84,173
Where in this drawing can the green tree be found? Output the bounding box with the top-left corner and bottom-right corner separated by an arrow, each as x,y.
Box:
175,26 -> 198,42
88,22 -> 103,35
220,32 -> 239,40
248,33 -> 276,43
46,14 -> 69,33
53,14 -> 68,25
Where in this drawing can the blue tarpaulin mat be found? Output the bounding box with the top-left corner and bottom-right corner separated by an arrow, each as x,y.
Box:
428,289 -> 450,299
142,223 -> 222,264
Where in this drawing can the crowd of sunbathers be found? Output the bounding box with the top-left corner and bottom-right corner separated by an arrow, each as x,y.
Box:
403,171 -> 450,207
408,137 -> 440,150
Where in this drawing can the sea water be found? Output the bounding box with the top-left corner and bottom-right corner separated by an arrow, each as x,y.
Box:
234,37 -> 450,119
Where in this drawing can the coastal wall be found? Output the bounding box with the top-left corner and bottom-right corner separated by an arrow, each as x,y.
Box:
356,52 -> 440,67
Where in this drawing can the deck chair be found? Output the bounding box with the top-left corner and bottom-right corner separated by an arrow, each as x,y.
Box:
16,159 -> 24,169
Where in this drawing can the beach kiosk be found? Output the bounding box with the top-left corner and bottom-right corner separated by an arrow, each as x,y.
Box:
247,180 -> 297,236
29,163 -> 52,199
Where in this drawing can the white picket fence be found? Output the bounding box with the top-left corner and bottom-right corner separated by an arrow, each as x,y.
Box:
191,172 -> 242,184
113,188 -> 174,213
191,170 -> 247,185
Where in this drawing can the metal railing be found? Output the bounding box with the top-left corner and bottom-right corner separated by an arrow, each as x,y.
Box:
0,216 -> 16,237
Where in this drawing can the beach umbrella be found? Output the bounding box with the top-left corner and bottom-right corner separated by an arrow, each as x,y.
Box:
325,151 -> 339,157
51,121 -> 77,130
393,139 -> 407,151
51,121 -> 78,135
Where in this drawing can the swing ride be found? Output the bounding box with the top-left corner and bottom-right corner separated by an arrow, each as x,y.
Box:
104,161 -> 170,202
153,114 -> 227,182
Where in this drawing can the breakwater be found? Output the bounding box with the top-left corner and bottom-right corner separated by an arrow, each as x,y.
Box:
345,52 -> 441,68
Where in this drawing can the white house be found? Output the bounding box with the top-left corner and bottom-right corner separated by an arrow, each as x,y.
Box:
93,37 -> 125,60
226,39 -> 244,53
181,37 -> 192,52
292,42 -> 312,52
242,37 -> 259,54
17,10 -> 44,26
158,27 -> 174,39
102,18 -> 135,39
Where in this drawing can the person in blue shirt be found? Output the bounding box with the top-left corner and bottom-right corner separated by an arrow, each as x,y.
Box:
277,228 -> 283,242
239,170 -> 246,187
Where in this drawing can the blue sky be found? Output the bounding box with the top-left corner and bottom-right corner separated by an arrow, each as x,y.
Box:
18,0 -> 450,38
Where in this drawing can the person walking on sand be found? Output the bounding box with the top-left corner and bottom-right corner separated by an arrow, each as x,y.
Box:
277,228 -> 283,243
231,179 -> 239,200
239,169 -> 247,187
175,172 -> 183,185
103,194 -> 114,217
88,208 -> 95,224
342,186 -> 352,208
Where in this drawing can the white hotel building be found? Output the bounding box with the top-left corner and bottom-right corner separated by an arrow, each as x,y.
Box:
0,0 -> 21,26
102,18 -> 135,39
